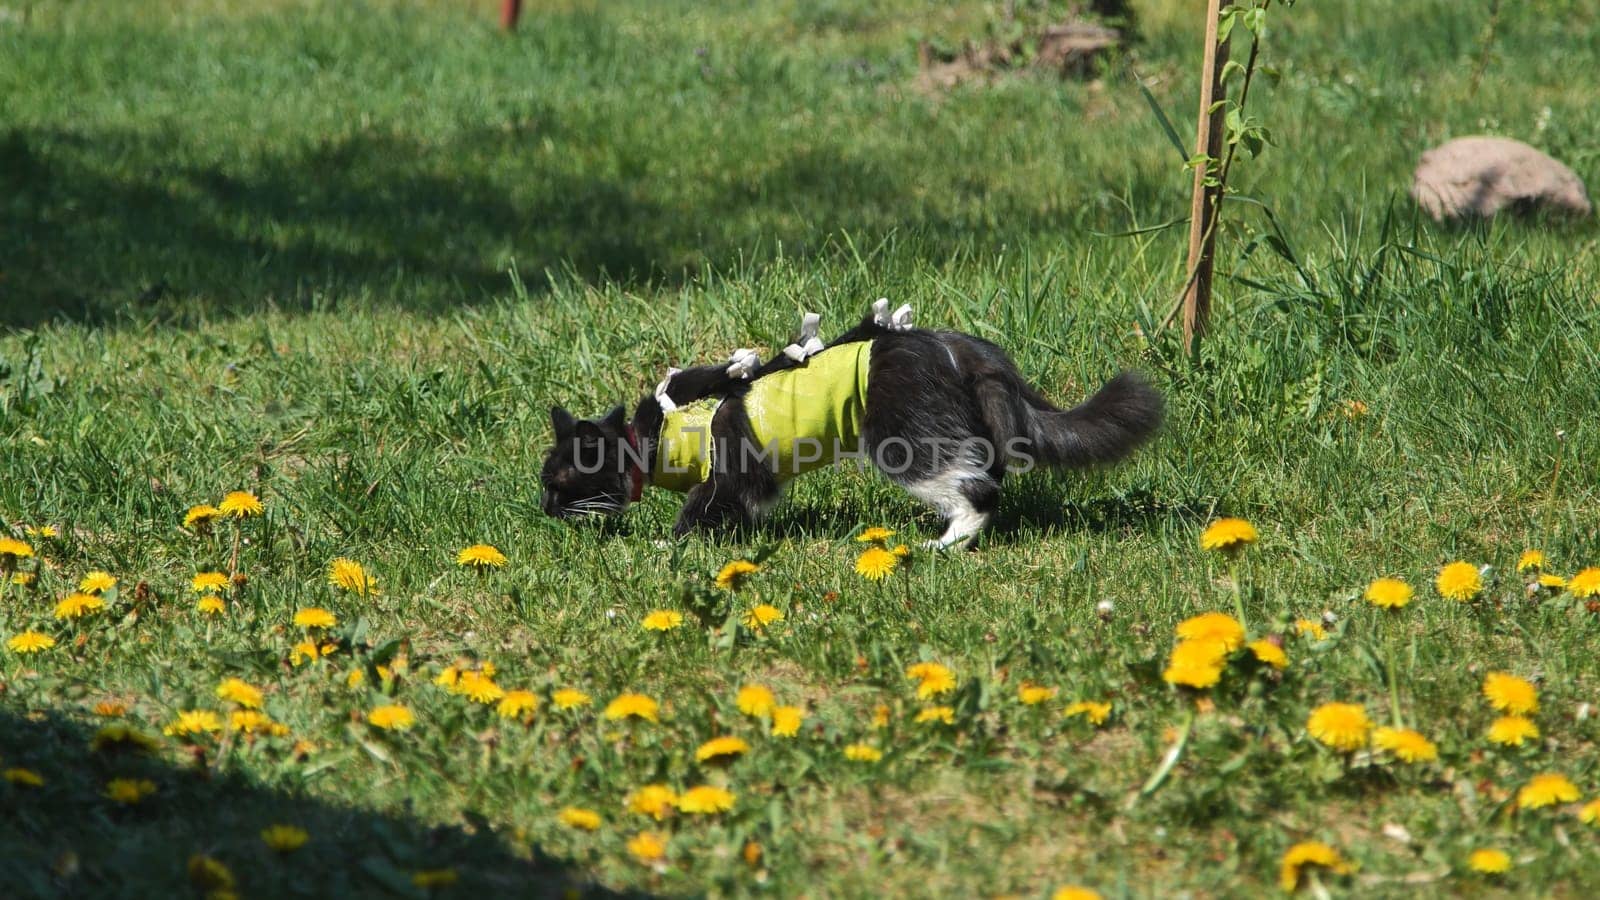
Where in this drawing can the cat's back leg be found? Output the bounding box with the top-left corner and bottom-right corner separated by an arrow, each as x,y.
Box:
860,334 -> 1001,550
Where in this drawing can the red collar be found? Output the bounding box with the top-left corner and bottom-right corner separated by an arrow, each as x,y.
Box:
624,425 -> 645,503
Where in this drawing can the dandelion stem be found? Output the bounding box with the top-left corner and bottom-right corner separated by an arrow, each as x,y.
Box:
1139,704 -> 1196,798
1228,558 -> 1247,631
1384,617 -> 1404,728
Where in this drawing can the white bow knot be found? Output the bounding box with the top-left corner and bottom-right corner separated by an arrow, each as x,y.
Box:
782,312 -> 825,362
871,297 -> 914,331
654,367 -> 682,412
726,348 -> 761,380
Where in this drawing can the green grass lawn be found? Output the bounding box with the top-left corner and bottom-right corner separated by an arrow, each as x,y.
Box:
4,0 -> 1600,896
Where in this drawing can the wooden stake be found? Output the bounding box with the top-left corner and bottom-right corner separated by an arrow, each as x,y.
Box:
1182,0 -> 1230,357
500,0 -> 523,31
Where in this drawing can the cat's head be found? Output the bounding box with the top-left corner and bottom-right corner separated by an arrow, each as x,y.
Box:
539,405 -> 636,519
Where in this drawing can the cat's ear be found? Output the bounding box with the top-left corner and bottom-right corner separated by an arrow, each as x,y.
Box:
601,405 -> 627,431
550,406 -> 577,439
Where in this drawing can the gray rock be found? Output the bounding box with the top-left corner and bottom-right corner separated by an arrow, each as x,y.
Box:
1411,136 -> 1591,221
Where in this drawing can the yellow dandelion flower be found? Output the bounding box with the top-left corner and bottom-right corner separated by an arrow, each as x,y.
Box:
1175,612 -> 1246,651
603,692 -> 660,723
1516,550 -> 1547,572
293,607 -> 337,630
905,661 -> 957,699
694,735 -> 750,763
456,543 -> 507,569
1518,772 -> 1580,809
163,709 -> 223,737
187,854 -> 234,891
9,630 -> 56,654
559,807 -> 602,831
844,743 -> 883,762
229,710 -> 275,734
1435,561 -> 1482,601
1487,715 -> 1539,747
1570,567 -> 1600,599
4,768 -> 44,787
742,604 -> 784,629
1018,683 -> 1058,705
627,784 -> 678,821
104,777 -> 157,805
715,559 -> 760,590
191,571 -> 229,594
1162,639 -> 1228,690
346,668 -> 365,689
1307,702 -> 1371,752
11,572 -> 34,586
54,592 -> 105,620
736,684 -> 776,718
183,504 -> 222,529
90,724 -> 160,753
1364,578 -> 1413,609
327,558 -> 378,596
1051,888 -> 1102,900
23,525 -> 57,538
552,688 -> 592,710
261,824 -> 309,852
1482,672 -> 1538,715
1468,848 -> 1511,874
642,610 -> 683,632
915,706 -> 955,725
1278,841 -> 1353,892
1062,701 -> 1112,726
627,831 -> 667,864
497,690 -> 538,719
368,704 -> 415,731
453,670 -> 505,704
411,869 -> 458,888
0,537 -> 36,559
1199,517 -> 1258,552
871,704 -> 891,728
197,595 -> 226,616
856,526 -> 895,544
770,705 -> 804,737
92,700 -> 128,717
218,491 -> 263,517
78,571 -> 117,594
854,546 -> 899,581
1294,618 -> 1328,641
1373,727 -> 1438,763
1248,639 -> 1288,670
1538,573 -> 1567,590
1579,798 -> 1600,826
676,785 -> 735,814
215,677 -> 263,709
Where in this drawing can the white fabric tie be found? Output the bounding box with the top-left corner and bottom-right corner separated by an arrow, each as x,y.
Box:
726,348 -> 761,379
654,367 -> 682,412
872,298 -> 914,331
782,312 -> 824,362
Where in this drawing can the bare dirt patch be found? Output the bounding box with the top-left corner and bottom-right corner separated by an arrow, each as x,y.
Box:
916,20 -> 1122,93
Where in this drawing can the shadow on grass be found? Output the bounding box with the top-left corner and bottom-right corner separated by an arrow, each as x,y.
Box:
755,474 -> 1201,547
0,119 -> 966,330
0,91 -> 1154,332
0,706 -> 627,899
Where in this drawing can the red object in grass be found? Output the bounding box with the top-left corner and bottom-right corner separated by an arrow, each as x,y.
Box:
500,0 -> 522,30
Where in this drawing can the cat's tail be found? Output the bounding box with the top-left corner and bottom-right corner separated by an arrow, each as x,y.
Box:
979,369 -> 1164,469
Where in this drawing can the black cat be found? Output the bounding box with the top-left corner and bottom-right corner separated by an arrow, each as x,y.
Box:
541,304 -> 1162,548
